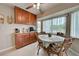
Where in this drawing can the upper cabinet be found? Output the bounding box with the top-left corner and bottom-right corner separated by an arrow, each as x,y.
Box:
14,7 -> 37,25
22,10 -> 29,24
15,7 -> 23,24
29,13 -> 37,25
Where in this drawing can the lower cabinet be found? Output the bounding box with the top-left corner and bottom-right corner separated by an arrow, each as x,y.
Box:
15,32 -> 37,49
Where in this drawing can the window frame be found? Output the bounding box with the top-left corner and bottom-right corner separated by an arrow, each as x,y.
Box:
42,15 -> 66,34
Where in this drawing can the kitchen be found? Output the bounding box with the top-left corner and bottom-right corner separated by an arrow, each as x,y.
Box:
0,3 -> 37,52
0,3 -> 79,56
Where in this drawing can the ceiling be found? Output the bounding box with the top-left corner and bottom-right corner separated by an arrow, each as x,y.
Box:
8,3 -> 59,15
1,3 -> 79,16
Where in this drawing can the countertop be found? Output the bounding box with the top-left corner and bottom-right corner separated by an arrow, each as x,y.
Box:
15,31 -> 36,34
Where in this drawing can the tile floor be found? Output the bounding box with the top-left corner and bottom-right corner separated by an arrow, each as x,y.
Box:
0,42 -> 78,56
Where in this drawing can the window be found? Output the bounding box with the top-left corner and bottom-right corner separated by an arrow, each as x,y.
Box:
42,16 -> 66,34
71,10 -> 79,38
37,21 -> 41,33
43,20 -> 51,33
51,16 -> 66,34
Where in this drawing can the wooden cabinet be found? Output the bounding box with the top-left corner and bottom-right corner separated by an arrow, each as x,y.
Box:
14,7 -> 37,25
22,10 -> 29,24
29,13 -> 37,25
15,33 -> 29,48
29,32 -> 37,42
15,32 -> 37,49
15,7 -> 23,24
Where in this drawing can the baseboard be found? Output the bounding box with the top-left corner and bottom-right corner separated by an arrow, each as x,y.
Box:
0,46 -> 15,55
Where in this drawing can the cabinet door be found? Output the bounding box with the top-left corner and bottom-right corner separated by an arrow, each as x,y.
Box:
32,14 -> 37,25
29,32 -> 37,43
29,13 -> 37,25
15,7 -> 23,24
15,34 -> 25,48
15,34 -> 30,49
23,34 -> 30,45
22,11 -> 29,24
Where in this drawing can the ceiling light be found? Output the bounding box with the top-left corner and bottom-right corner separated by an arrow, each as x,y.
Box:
37,3 -> 40,9
33,4 -> 36,8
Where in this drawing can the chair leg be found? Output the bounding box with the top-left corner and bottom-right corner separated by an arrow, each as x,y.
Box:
65,51 -> 68,56
47,52 -> 51,56
37,46 -> 40,55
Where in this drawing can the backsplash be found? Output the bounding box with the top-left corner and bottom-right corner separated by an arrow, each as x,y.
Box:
0,24 -> 35,32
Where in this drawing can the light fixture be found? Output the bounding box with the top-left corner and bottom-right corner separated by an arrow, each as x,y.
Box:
33,3 -> 36,8
33,3 -> 40,9
37,3 -> 40,9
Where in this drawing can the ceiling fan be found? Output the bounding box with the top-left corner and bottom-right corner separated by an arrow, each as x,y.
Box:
26,3 -> 43,13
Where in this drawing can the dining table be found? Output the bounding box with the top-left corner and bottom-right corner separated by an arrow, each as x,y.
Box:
38,34 -> 65,48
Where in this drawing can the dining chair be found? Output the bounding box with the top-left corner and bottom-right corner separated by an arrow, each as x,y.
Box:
37,35 -> 51,56
49,38 -> 72,56
37,38 -> 44,55
35,32 -> 44,55
57,32 -> 64,37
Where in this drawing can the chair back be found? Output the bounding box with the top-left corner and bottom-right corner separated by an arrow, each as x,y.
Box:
57,32 -> 64,37
59,38 -> 72,53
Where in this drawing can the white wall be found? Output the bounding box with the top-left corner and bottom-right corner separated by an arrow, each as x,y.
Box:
0,4 -> 14,24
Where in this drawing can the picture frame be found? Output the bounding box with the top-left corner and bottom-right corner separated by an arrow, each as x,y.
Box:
7,16 -> 13,24
0,14 -> 4,24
